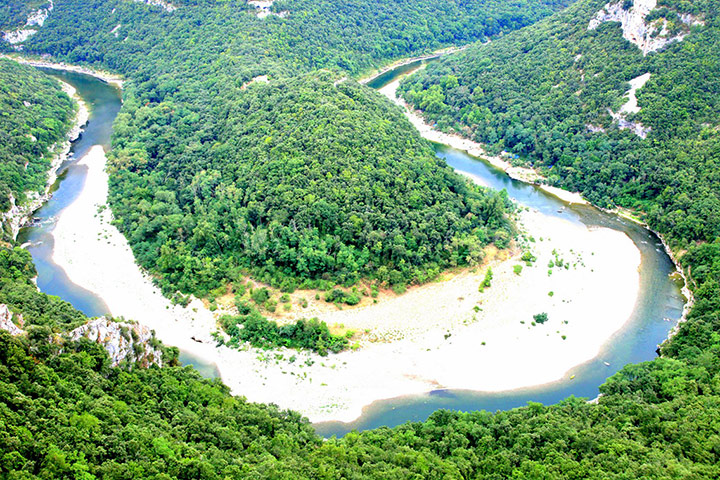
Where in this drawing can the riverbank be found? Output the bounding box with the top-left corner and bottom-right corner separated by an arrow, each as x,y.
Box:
1,73 -> 89,239
1,54 -> 124,88
50,116 -> 642,425
358,46 -> 467,84
50,145 -> 223,367
376,64 -> 588,206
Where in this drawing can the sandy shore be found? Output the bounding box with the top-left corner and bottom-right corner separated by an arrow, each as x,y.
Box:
51,145 -> 221,358
51,137 -> 641,423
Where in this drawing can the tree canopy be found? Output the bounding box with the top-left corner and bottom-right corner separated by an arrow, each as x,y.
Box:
1,0 -> 572,295
400,0 -> 720,245
0,58 -> 74,223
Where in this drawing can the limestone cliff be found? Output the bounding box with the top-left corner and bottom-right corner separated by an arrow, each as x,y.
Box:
69,317 -> 164,367
0,304 -> 24,336
2,1 -> 53,47
0,304 -> 163,368
589,0 -> 704,56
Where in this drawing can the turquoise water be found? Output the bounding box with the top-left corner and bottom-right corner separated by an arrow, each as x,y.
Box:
312,62 -> 685,437
18,65 -> 684,434
18,68 -> 218,379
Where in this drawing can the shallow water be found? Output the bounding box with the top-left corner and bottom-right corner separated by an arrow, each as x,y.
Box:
19,64 -> 684,435
311,60 -> 685,437
18,68 -> 215,377
18,68 -> 120,316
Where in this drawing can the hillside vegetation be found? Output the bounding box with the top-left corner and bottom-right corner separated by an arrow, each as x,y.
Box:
2,0 -> 571,297
3,0 -> 720,478
0,58 -> 74,228
109,72 -> 511,295
400,0 -> 720,245
2,240 -> 720,477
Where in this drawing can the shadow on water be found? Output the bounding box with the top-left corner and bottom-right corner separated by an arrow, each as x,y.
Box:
178,350 -> 221,379
17,68 -> 217,375
312,61 -> 685,438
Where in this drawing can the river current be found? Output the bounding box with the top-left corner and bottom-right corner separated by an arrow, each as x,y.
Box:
20,63 -> 684,438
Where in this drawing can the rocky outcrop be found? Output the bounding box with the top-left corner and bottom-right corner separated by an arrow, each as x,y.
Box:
240,75 -> 270,89
608,72 -> 652,138
248,0 -> 288,19
132,0 -> 178,13
588,0 -> 704,56
2,1 -> 53,47
69,317 -> 163,367
1,305 -> 162,368
0,304 -> 25,336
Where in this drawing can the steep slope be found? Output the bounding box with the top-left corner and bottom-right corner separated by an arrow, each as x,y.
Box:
0,247 -> 320,478
0,58 -> 76,239
400,0 -> 719,244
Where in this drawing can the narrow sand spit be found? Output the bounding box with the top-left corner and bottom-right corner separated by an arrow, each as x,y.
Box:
51,146 -> 221,364
51,144 -> 640,423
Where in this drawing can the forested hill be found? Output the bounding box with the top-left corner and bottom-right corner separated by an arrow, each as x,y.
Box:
0,0 -> 572,297
2,1 -> 720,478
400,0 -> 720,247
0,58 -> 74,233
108,73 -> 512,295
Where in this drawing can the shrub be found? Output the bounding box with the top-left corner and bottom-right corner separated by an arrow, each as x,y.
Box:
251,287 -> 270,305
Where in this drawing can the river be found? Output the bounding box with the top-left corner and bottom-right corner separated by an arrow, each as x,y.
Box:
18,67 -> 220,379
20,62 -> 683,438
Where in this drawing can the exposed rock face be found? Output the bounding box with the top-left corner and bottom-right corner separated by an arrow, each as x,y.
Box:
69,317 -> 163,367
588,0 -> 704,55
132,0 -> 178,13
0,304 -> 25,336
609,72 -> 652,138
2,1 -> 53,47
248,0 -> 288,18
240,74 -> 270,89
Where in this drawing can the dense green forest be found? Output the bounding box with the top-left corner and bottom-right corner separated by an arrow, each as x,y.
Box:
109,72 -> 512,296
1,0 -> 572,296
2,0 -> 720,478
0,57 -> 74,217
400,0 -> 720,246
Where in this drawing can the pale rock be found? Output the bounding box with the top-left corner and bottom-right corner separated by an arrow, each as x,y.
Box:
588,0 -> 703,55
248,0 -> 288,18
69,317 -> 163,367
2,1 -> 53,45
608,72 -> 652,138
132,0 -> 178,13
0,304 -> 25,336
